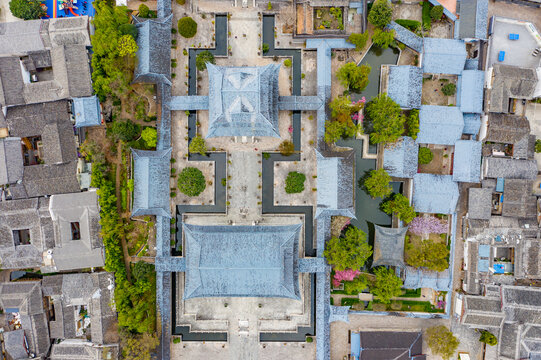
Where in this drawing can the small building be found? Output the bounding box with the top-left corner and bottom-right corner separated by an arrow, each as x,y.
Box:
484,113 -> 534,159
349,331 -> 425,360
417,105 -> 464,145
315,149 -> 355,218
413,173 -> 459,214
457,0 -> 488,40
383,136 -> 419,179
133,16 -> 172,85
482,157 -> 538,180
386,65 -> 423,109
131,148 -> 172,218
500,179 -> 536,218
206,64 -> 281,138
372,225 -> 407,269
467,188 -> 492,220
453,140 -> 482,183
402,266 -> 452,291
0,281 -> 51,358
488,64 -> 538,113
182,223 -> 302,299
422,38 -> 467,75
458,70 -> 485,114
0,137 -> 24,185
0,191 -> 104,272
73,96 -> 102,128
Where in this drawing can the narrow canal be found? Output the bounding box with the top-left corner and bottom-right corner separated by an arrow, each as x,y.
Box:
336,45 -> 400,236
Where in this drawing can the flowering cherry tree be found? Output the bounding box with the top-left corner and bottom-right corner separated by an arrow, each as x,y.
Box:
332,269 -> 361,288
408,216 -> 448,236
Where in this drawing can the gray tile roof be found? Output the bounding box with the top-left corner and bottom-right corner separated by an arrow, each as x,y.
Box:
15,162 -> 81,199
134,16 -> 172,85
501,179 -> 537,218
4,329 -> 29,360
387,21 -> 423,52
183,223 -> 301,299
422,38 -> 467,75
49,341 -> 102,360
413,174 -> 459,214
73,96 -> 102,128
353,331 -> 424,360
0,137 -> 24,185
468,188 -> 492,220
387,65 -> 422,109
47,16 -> 91,48
0,20 -> 47,55
131,148 -> 172,218
489,64 -> 537,113
453,140 -> 482,183
458,0 -> 488,40
372,225 -> 407,268
207,64 -> 280,138
417,105 -> 464,145
486,113 -> 530,145
483,157 -> 538,180
315,149 -> 355,218
383,136 -> 419,178
0,56 -> 25,106
52,45 -> 93,98
48,190 -> 104,271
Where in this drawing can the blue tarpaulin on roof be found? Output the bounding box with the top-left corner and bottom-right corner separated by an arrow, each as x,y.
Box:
496,178 -> 505,192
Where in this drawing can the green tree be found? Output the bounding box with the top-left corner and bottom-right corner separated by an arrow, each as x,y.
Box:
344,274 -> 369,295
178,16 -> 197,38
361,169 -> 392,199
195,51 -> 215,71
118,34 -> 139,57
141,128 -> 157,148
119,23 -> 138,40
479,330 -> 498,346
406,109 -> 419,140
9,0 -> 42,19
188,135 -> 207,155
324,226 -> 372,271
406,239 -> 449,272
285,171 -> 306,194
325,120 -> 345,144
418,147 -> 433,165
381,193 -> 416,223
371,267 -> 403,304
177,167 -> 206,196
138,3 -> 150,17
430,5 -> 444,21
337,63 -> 371,93
426,326 -> 460,360
372,28 -> 395,49
368,0 -> 393,28
536,139 -> 541,153
365,93 -> 404,144
110,120 -> 141,142
279,140 -> 295,156
121,331 -> 160,360
441,83 -> 456,96
347,32 -> 370,51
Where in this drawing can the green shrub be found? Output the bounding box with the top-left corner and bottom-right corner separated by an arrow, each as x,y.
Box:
141,127 -> 157,148
406,109 -> 420,140
262,43 -> 270,53
394,19 -> 421,32
138,4 -> 150,18
221,178 -> 227,186
441,83 -> 456,96
479,331 -> 498,346
267,1 -> 272,10
368,0 -> 393,28
188,135 -> 207,155
178,167 -> 206,196
119,23 -> 138,40
422,1 -> 432,30
418,147 -> 433,164
430,5 -> 443,20
283,58 -> 292,67
348,32 -> 370,51
279,140 -> 295,156
176,0 -> 185,4
110,120 -> 141,142
285,171 -> 306,194
178,17 -> 197,38
173,337 -> 181,344
9,0 -> 43,20
306,336 -> 313,343
536,139 -> 541,153
196,50 -> 215,71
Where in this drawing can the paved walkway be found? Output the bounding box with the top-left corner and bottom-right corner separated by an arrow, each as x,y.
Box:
0,0 -> 19,23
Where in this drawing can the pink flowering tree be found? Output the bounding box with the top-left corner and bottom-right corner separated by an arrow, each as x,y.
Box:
408,216 -> 448,236
333,269 -> 361,288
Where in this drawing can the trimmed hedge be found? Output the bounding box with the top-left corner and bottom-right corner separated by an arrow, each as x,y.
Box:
178,167 -> 206,196
421,1 -> 432,30
285,171 -> 306,194
394,19 -> 421,32
418,147 -> 434,165
178,17 -> 197,38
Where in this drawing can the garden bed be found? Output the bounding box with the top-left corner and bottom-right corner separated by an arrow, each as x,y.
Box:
313,7 -> 344,31
366,299 -> 445,313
